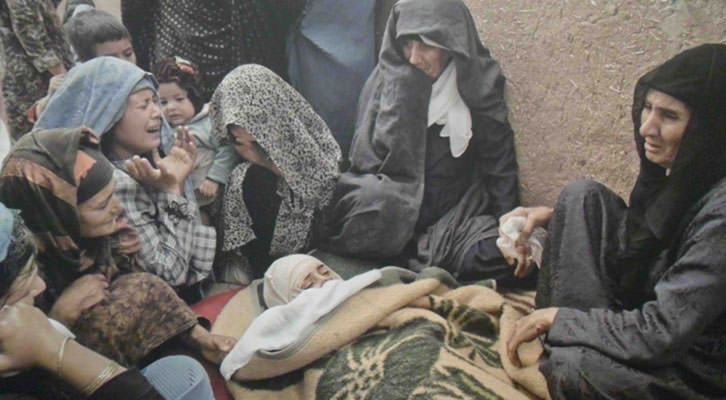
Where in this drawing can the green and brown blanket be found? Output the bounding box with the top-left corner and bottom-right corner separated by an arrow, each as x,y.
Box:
211,268 -> 550,399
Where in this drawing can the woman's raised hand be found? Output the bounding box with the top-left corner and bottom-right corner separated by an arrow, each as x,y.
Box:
0,302 -> 66,372
49,274 -> 109,328
499,206 -> 554,277
125,126 -> 197,195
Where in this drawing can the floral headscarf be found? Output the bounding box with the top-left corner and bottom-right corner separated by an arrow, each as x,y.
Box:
210,64 -> 341,255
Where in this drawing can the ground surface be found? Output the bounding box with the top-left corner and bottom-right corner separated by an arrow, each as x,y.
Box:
88,0 -> 726,204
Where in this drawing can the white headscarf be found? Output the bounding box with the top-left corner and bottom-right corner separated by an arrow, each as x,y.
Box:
427,61 -> 472,158
263,254 -> 342,308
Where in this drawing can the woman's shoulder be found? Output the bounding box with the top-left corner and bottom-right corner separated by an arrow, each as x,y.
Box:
696,177 -> 726,214
680,177 -> 726,239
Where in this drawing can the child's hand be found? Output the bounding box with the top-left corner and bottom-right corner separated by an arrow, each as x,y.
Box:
198,179 -> 219,198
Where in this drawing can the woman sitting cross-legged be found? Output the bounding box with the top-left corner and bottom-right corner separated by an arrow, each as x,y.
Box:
210,64 -> 341,280
0,202 -> 215,400
504,44 -> 726,399
0,127 -> 234,368
320,0 -> 525,288
34,57 -> 215,291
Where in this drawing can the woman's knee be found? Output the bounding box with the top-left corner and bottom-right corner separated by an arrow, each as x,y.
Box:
558,180 -> 613,204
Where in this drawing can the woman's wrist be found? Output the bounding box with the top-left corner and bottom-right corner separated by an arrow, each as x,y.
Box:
162,182 -> 184,196
34,331 -> 68,372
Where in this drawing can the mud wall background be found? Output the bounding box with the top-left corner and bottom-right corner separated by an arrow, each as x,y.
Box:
464,0 -> 726,204
92,0 -> 726,205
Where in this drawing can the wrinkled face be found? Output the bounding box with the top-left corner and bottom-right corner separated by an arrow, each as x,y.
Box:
1,256 -> 46,306
110,89 -> 162,159
78,180 -> 123,238
297,263 -> 338,291
94,38 -> 137,65
159,82 -> 196,126
402,39 -> 451,79
639,89 -> 691,170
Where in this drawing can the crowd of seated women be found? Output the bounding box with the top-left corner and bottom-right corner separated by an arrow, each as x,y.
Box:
1,0 -> 725,399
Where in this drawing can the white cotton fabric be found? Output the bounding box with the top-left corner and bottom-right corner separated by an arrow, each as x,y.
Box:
496,216 -> 547,268
427,61 -> 472,158
220,269 -> 382,380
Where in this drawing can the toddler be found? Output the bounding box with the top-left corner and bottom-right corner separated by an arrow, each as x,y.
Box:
155,57 -> 239,210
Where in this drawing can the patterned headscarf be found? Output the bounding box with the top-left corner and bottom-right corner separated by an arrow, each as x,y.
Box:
0,127 -> 129,300
210,64 -> 341,255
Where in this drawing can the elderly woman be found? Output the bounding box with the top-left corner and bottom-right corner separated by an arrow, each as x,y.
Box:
0,127 -> 234,368
34,57 -> 215,290
505,44 -> 726,399
0,202 -> 215,399
211,64 -> 341,279
322,0 -> 523,287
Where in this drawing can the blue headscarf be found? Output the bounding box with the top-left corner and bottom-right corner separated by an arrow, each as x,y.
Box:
0,202 -> 14,262
0,202 -> 34,299
35,57 -> 174,154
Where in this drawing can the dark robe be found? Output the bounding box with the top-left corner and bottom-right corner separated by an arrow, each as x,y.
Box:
321,0 -> 520,285
241,165 -> 282,277
121,0 -> 297,100
536,43 -> 726,400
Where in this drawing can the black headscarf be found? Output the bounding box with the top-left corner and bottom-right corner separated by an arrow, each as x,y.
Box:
627,43 -> 726,255
323,0 -> 509,257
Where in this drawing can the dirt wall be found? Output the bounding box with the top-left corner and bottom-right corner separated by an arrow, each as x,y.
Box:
464,0 -> 726,205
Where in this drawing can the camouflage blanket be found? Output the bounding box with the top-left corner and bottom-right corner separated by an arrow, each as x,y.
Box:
212,268 -> 549,399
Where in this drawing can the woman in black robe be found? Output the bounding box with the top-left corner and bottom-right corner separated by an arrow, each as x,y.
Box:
321,0 -> 523,287
505,43 -> 726,399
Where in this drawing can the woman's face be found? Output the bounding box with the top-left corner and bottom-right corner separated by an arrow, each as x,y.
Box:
639,89 -> 691,169
1,256 -> 46,306
402,39 -> 451,79
297,263 -> 338,291
110,89 -> 162,159
78,180 -> 123,238
229,125 -> 280,174
159,82 -> 196,126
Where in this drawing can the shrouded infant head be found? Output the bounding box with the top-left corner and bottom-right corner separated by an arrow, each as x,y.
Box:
262,254 -> 342,308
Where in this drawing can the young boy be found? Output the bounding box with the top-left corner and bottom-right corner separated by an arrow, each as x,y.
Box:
64,9 -> 136,64
32,10 -> 136,120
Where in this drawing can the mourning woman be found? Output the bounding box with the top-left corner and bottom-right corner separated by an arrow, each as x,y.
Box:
34,57 -> 216,289
0,127 -> 234,368
322,0 -> 521,287
0,202 -> 215,399
505,44 -> 726,399
211,64 -> 341,279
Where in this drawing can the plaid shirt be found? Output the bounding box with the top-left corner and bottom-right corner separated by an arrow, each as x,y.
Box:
113,168 -> 216,287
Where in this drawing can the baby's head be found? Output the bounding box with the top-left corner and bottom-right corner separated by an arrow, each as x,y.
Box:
263,254 -> 342,308
64,9 -> 136,64
154,57 -> 205,126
